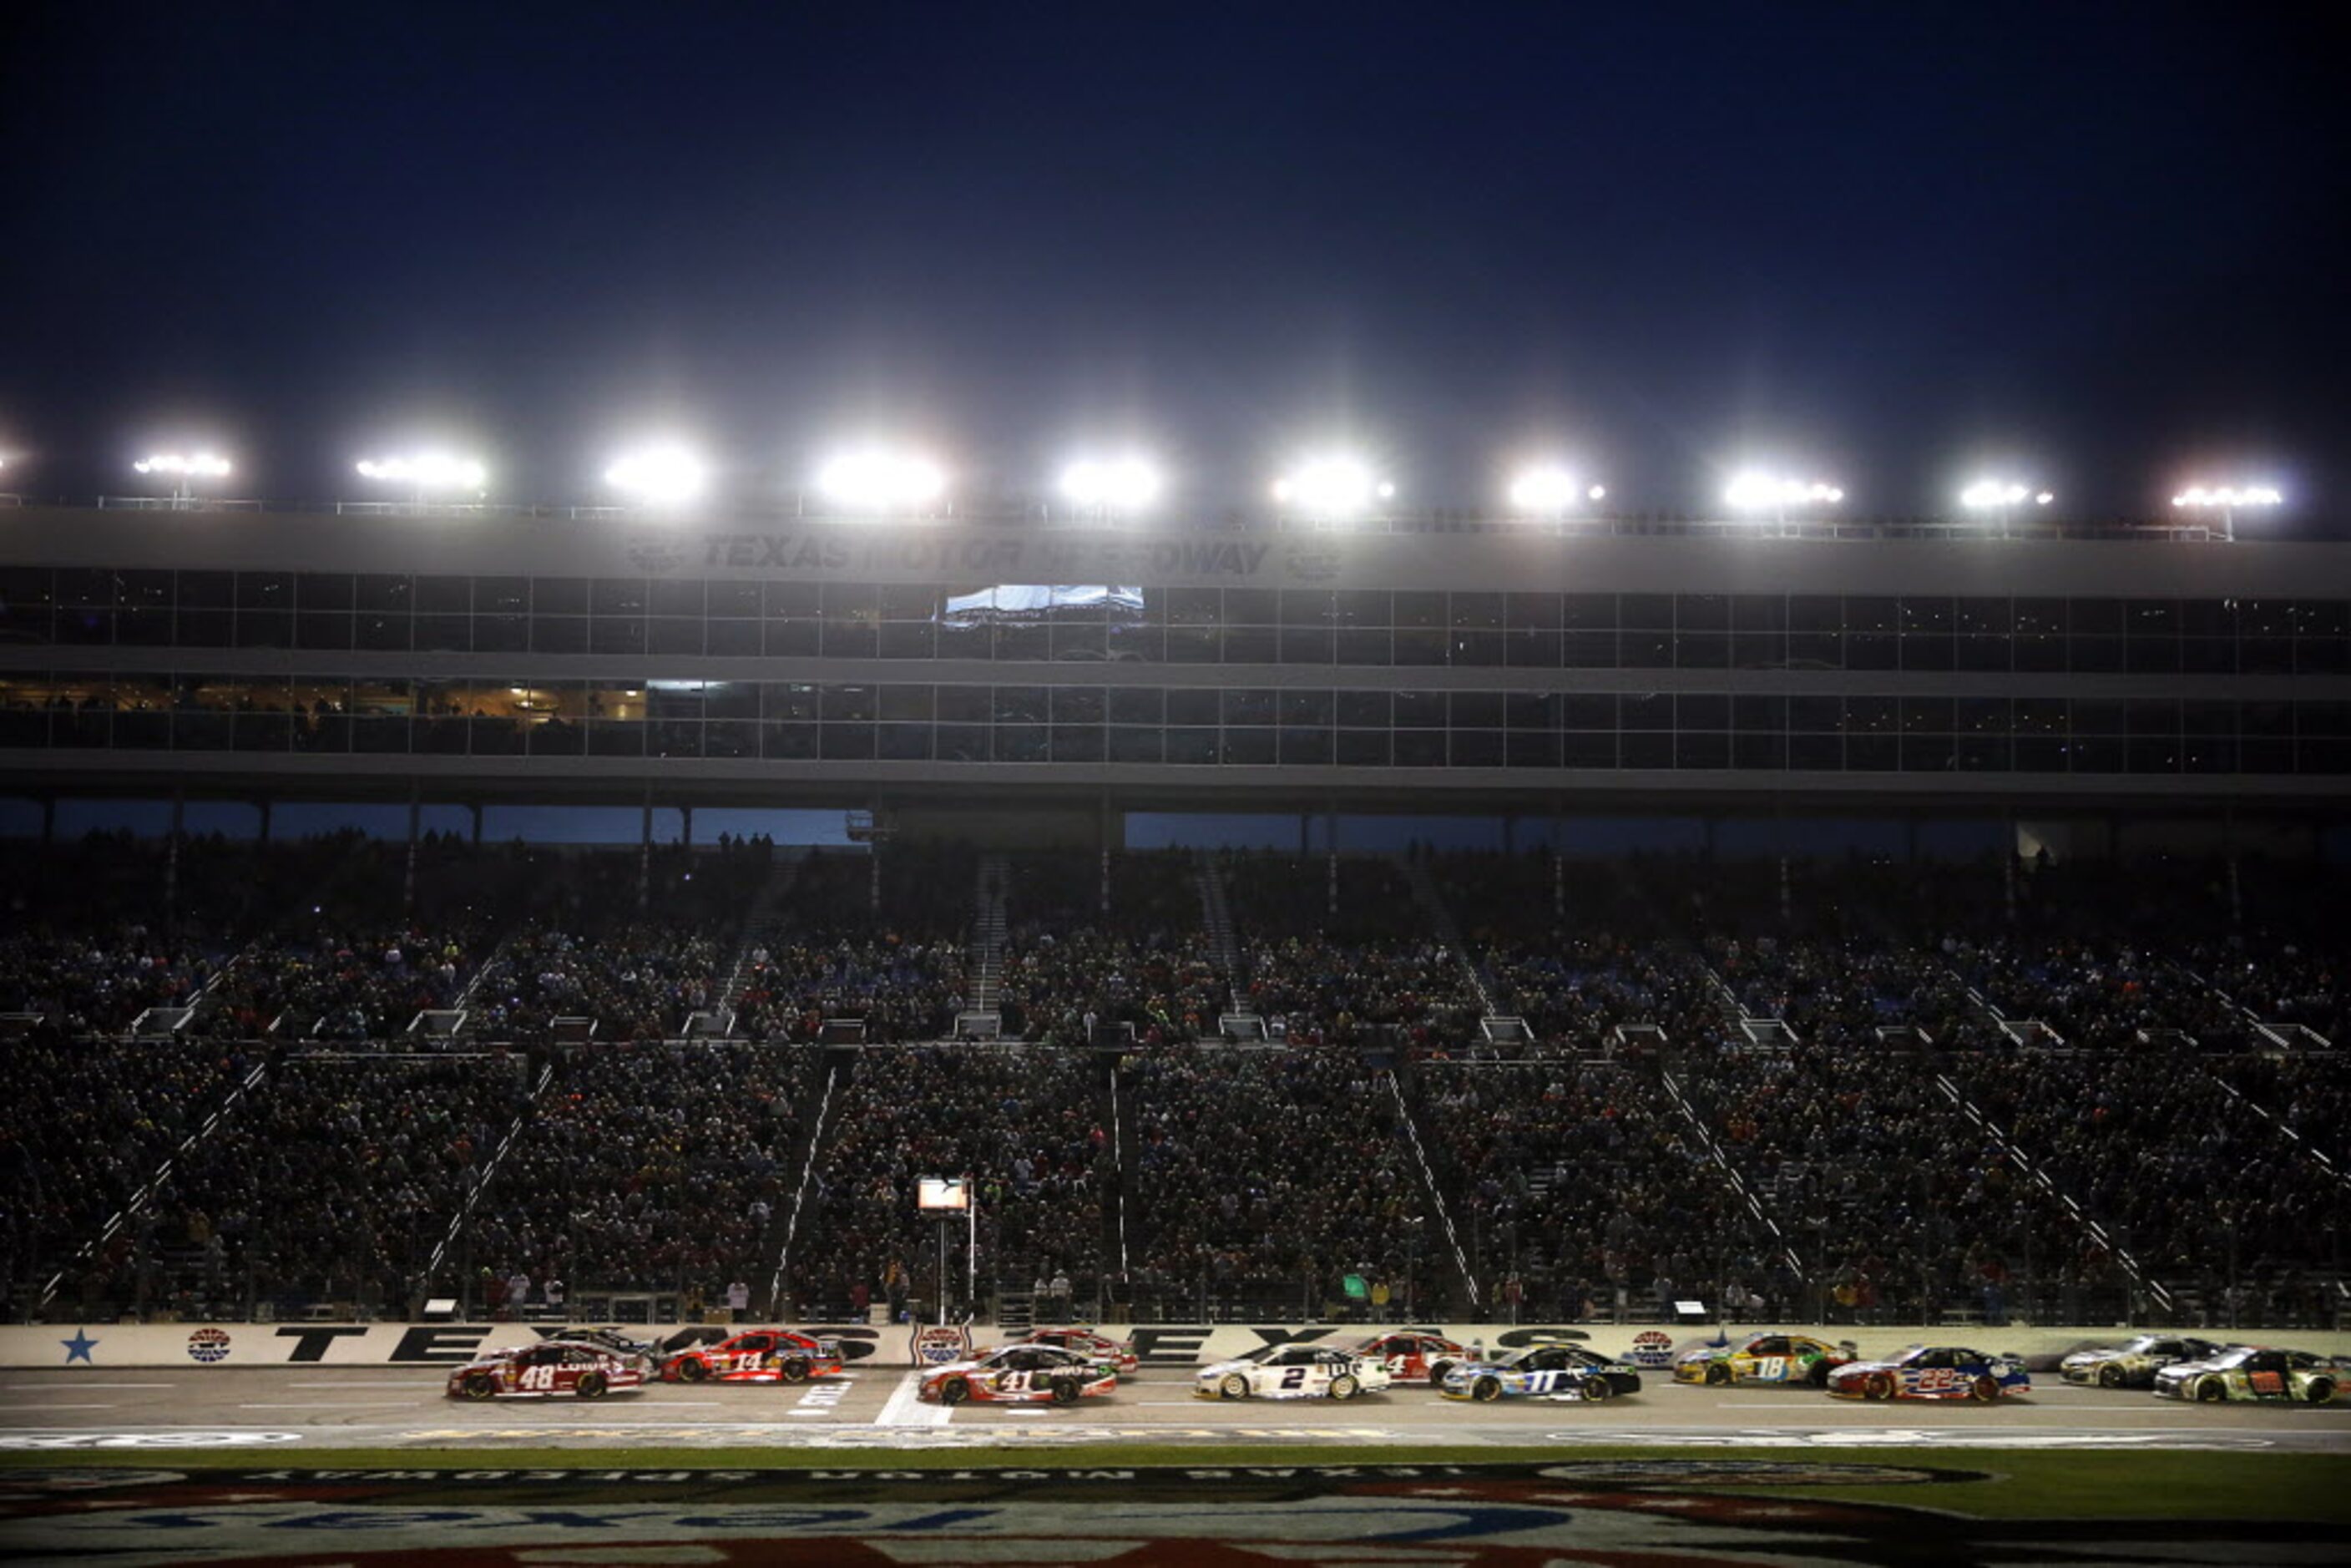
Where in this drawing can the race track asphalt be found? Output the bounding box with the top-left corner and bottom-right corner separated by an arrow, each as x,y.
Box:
5,1362 -> 2347,1454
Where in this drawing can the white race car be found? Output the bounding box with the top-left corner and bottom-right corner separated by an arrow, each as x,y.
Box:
1196,1343 -> 1393,1401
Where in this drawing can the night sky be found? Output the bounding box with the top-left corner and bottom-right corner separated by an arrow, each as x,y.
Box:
3,1 -> 2343,525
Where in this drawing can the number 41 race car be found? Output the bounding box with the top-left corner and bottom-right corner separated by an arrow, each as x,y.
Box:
447,1341 -> 645,1400
1827,1344 -> 2030,1402
921,1343 -> 1120,1405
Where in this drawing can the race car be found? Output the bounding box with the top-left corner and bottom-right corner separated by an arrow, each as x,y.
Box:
1018,1326 -> 1140,1377
1440,1343 -> 1642,1403
1827,1344 -> 2030,1403
920,1343 -> 1120,1405
2060,1333 -> 2225,1390
1348,1329 -> 1469,1387
659,1328 -> 845,1383
1196,1343 -> 1393,1401
447,1341 -> 645,1400
2152,1345 -> 2341,1405
544,1325 -> 661,1368
1673,1332 -> 1858,1388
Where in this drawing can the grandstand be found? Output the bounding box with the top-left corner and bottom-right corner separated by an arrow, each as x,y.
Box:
2,502 -> 2345,1339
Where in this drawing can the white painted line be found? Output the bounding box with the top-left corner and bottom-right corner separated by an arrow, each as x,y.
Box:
873,1371 -> 949,1428
237,1402 -> 420,1409
2,1383 -> 172,1391
1,1403 -> 116,1410
287,1382 -> 448,1389
1004,1407 -> 1048,1417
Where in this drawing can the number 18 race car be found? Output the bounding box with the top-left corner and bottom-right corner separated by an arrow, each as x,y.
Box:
2152,1346 -> 2341,1404
920,1343 -> 1121,1405
1440,1343 -> 1642,1403
1017,1326 -> 1140,1376
1196,1343 -> 1393,1401
659,1328 -> 845,1383
447,1341 -> 646,1400
1827,1345 -> 2030,1402
1673,1332 -> 1858,1388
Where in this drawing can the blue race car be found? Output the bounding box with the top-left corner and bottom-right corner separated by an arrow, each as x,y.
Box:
1827,1344 -> 2030,1402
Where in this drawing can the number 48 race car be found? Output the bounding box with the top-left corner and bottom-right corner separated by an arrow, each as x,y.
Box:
447,1341 -> 645,1400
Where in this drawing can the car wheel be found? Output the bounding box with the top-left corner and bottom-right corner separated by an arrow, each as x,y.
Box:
462,1372 -> 497,1400
2196,1378 -> 2227,1404
1220,1373 -> 1250,1400
2098,1363 -> 2125,1389
1863,1373 -> 1895,1402
1329,1374 -> 1359,1402
940,1378 -> 970,1406
781,1358 -> 810,1383
575,1371 -> 608,1400
1705,1362 -> 1732,1387
1584,1377 -> 1615,1404
1970,1375 -> 2000,1404
677,1358 -> 706,1383
1051,1378 -> 1080,1404
2306,1378 -> 2334,1405
1808,1361 -> 1832,1388
1428,1360 -> 1453,1388
1472,1376 -> 1502,1402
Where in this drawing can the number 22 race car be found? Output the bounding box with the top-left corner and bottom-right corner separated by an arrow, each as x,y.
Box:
1826,1344 -> 2030,1402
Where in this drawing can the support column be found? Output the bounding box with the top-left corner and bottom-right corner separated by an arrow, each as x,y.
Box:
403,781 -> 421,915
256,798 -> 273,846
680,803 -> 694,851
639,782 -> 653,915
469,802 -> 483,848
2225,807 -> 2242,938
1100,794 -> 1113,918
1502,814 -> 1516,855
40,794 -> 55,846
166,786 -> 185,925
2002,809 -> 2018,928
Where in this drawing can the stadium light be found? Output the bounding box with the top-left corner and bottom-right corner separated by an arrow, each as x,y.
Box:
604,442 -> 709,508
134,450 -> 234,508
356,451 -> 489,508
2171,483 -> 2283,542
1271,455 -> 1394,521
1959,478 -> 2055,537
815,447 -> 948,514
1724,470 -> 1843,533
1059,454 -> 1163,517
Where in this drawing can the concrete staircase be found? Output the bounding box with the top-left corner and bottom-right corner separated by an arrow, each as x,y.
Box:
958,853 -> 1009,1039
1196,852 -> 1262,1039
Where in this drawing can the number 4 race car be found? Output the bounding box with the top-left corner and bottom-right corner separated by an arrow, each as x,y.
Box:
659,1328 -> 845,1383
1349,1329 -> 1469,1387
1196,1344 -> 1393,1401
1017,1326 -> 1140,1376
447,1341 -> 645,1400
2153,1346 -> 2341,1404
1827,1344 -> 2030,1402
921,1343 -> 1120,1405
1440,1343 -> 1642,1403
1673,1332 -> 1858,1388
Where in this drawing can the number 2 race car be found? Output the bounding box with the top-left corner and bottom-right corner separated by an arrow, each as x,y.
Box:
2152,1345 -> 2341,1404
1827,1344 -> 2030,1402
659,1328 -> 845,1383
2060,1333 -> 2224,1390
447,1341 -> 645,1400
1196,1343 -> 1393,1401
921,1343 -> 1120,1405
1017,1326 -> 1140,1376
1440,1343 -> 1642,1403
1673,1332 -> 1858,1388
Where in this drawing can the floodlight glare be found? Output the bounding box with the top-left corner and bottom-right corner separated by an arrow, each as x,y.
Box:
1589,484 -> 1607,501
356,453 -> 488,490
604,443 -> 708,505
1724,471 -> 1843,510
2172,484 -> 2283,508
134,452 -> 233,478
1060,455 -> 1163,512
1960,479 -> 2033,510
1272,455 -> 1388,517
817,448 -> 948,511
1508,463 -> 1584,513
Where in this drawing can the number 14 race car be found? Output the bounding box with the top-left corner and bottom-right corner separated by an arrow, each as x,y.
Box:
1827,1345 -> 2030,1402
447,1341 -> 645,1400
659,1328 -> 845,1383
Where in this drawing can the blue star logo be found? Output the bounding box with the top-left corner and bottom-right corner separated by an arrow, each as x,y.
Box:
61,1328 -> 99,1364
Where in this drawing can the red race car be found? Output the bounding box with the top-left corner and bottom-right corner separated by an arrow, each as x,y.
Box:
659,1328 -> 846,1383
447,1341 -> 645,1400
920,1343 -> 1120,1406
1017,1326 -> 1141,1377
1348,1330 -> 1469,1387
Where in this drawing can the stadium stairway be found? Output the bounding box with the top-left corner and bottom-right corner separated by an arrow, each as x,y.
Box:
1385,1069 -> 1479,1313
1194,851 -> 1261,1037
1098,1052 -> 1130,1296
959,855 -> 1008,1039
1396,854 -> 1532,1053
762,1044 -> 847,1318
709,847 -> 810,1038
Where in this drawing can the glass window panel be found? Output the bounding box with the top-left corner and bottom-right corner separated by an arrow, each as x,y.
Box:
587,578 -> 644,616
1844,695 -> 1898,734
1336,729 -> 1390,766
822,620 -> 879,658
52,605 -> 113,645
1167,688 -> 1219,725
993,685 -> 1048,725
649,617 -> 704,655
876,583 -> 936,620
1899,596 -> 1953,633
1562,593 -> 1616,630
1675,732 -> 1731,769
1163,587 -> 1221,625
1449,690 -> 1504,727
1902,735 -> 1955,771
1787,733 -> 1841,770
1732,733 -> 1786,770
1901,632 -> 1954,671
1280,590 -> 1335,626
2126,598 -> 2177,635
2178,598 -> 2236,636
1222,688 -> 1277,726
291,572 -> 353,610
1050,686 -> 1105,724
1562,731 -> 1617,767
1165,726 -> 1218,764
705,579 -> 761,617
2069,598 -> 2123,634
1620,693 -> 1672,731
1450,630 -> 1504,665
1223,589 -> 1277,625
990,724 -> 1046,761
523,576 -> 582,614
820,581 -> 878,620
822,684 -> 876,721
761,580 -> 819,617
2070,636 -> 2125,672
822,723 -> 877,760
1393,690 -> 1446,728
1732,695 -> 1787,730
1620,731 -> 1671,769
1504,691 -> 1555,729
589,618 -> 645,655
2127,636 -> 2182,674
1394,730 -> 1446,767
235,610 -> 293,649
1845,596 -> 1898,635
1333,628 -> 1388,665
2012,597 -> 2065,635
1165,626 -> 1219,663
1620,629 -> 1672,668
1955,635 -> 2010,672
877,721 -> 932,761
1620,593 -> 1673,629
1279,628 -> 1334,663
1955,597 -> 2010,635
1050,726 -> 1105,763
1733,632 -> 1787,670
1787,696 -> 1843,731
1108,726 -> 1162,764
1676,594 -> 1729,630
756,619 -> 813,657
1504,629 -> 1560,666
1676,694 -> 1729,730
57,569 -> 115,607
1732,594 -> 1786,631
1846,734 -> 1899,771
1845,633 -> 1898,670
1392,628 -> 1447,665
1334,589 -> 1391,627
1450,592 -> 1504,630
705,618 -> 761,655
1506,731 -> 1560,768
1335,690 -> 1388,727
762,722 -> 818,759
1105,686 -> 1163,725
1449,731 -> 1504,766
1676,633 -> 1730,669
1393,590 -> 1445,629
1902,697 -> 1954,733
1957,698 -> 2010,734
178,570 -> 235,609
650,577 -> 705,616
936,723 -> 988,761
235,572 -> 292,610
1278,689 -> 1332,726
1562,630 -> 1616,667
1222,626 -> 1277,662
1052,625 -> 1107,660
1506,592 -> 1561,629
295,611 -> 354,650
1789,596 -> 1843,633
1560,694 -> 1613,729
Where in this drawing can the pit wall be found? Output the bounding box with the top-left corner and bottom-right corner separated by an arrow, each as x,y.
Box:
12,1322 -> 2351,1373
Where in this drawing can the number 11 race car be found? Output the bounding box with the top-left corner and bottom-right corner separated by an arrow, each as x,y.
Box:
659,1328 -> 845,1383
1826,1344 -> 2030,1402
447,1341 -> 646,1400
1440,1343 -> 1642,1403
920,1343 -> 1120,1405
